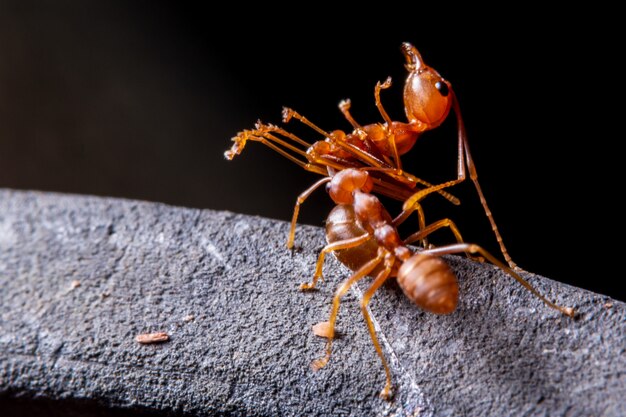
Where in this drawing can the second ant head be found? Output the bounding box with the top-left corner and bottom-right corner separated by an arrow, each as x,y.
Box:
401,42 -> 453,129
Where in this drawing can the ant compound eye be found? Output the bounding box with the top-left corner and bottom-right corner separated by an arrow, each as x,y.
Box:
435,80 -> 449,97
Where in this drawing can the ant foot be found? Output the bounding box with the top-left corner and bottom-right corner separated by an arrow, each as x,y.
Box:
312,321 -> 333,338
299,282 -> 316,291
377,76 -> 392,89
338,98 -> 351,110
287,244 -> 303,254
512,265 -> 527,273
311,357 -> 328,371
282,107 -> 295,123
561,306 -> 576,318
379,384 -> 393,400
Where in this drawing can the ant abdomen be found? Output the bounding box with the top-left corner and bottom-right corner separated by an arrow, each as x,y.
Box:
325,204 -> 385,276
397,253 -> 458,314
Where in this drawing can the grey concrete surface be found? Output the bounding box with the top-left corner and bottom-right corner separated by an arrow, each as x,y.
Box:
0,189 -> 624,417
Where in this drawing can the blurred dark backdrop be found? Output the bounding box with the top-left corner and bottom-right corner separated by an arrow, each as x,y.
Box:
0,2 -> 622,301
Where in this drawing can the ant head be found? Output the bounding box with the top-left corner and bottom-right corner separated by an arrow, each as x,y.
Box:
401,43 -> 453,128
397,253 -> 458,314
327,169 -> 373,205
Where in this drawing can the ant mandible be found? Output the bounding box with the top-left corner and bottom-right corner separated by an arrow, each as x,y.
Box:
307,168 -> 574,400
226,42 -> 518,270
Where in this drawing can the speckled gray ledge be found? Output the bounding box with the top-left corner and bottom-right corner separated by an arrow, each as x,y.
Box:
0,189 -> 624,417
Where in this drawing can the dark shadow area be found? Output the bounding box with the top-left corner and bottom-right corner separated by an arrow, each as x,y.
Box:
1,395 -> 188,417
0,2 -> 622,306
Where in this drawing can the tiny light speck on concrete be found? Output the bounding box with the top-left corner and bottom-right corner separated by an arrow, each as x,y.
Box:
135,332 -> 170,344
0,189 -> 624,417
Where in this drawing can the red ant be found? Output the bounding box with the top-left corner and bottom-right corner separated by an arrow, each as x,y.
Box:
224,43 -> 576,400
305,168 -> 574,400
226,42 -> 519,270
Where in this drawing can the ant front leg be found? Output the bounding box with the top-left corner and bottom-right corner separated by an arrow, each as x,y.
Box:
311,250 -> 386,371
300,233 -> 373,291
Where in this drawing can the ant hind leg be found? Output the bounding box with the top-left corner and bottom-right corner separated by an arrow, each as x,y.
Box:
422,243 -> 575,317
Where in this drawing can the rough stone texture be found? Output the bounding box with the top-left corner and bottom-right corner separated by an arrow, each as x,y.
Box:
0,189 -> 624,417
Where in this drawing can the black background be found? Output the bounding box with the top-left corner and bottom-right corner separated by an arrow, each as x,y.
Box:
1,2 -> 623,301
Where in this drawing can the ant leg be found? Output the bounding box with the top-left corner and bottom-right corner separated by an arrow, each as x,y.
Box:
300,233 -> 373,291
287,177 -> 332,249
403,218 -> 484,262
231,124 -> 354,182
226,122 -> 311,160
227,127 -> 314,172
362,167 -> 460,206
282,107 -> 332,138
374,77 -> 402,171
338,99 -> 365,132
403,178 -> 463,211
398,180 -> 464,249
404,218 -> 462,245
254,121 -> 312,148
374,77 -> 394,127
422,243 -> 575,317
450,95 -> 519,271
311,251 -> 386,370
392,203 -> 428,249
360,254 -> 394,399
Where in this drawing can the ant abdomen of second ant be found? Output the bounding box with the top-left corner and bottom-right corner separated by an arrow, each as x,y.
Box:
325,204 -> 387,276
397,253 -> 459,314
